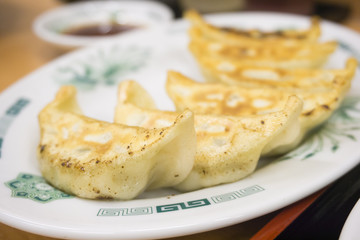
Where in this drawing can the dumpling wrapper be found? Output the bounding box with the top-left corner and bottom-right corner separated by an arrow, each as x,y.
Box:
186,10 -> 336,69
37,86 -> 196,200
195,57 -> 357,90
166,70 -> 354,155
115,80 -> 303,191
188,33 -> 337,70
185,10 -> 322,46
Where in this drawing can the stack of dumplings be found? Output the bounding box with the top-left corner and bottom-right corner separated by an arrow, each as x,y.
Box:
37,86 -> 197,200
186,10 -> 337,70
178,10 -> 356,155
37,11 -> 357,200
115,81 -> 303,191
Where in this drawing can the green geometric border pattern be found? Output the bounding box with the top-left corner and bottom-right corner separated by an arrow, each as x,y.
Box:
4,171 -> 264,208
97,207 -> 154,217
97,185 -> 264,216
5,173 -> 73,203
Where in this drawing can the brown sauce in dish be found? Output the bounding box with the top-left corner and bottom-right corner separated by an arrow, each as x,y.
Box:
63,23 -> 140,36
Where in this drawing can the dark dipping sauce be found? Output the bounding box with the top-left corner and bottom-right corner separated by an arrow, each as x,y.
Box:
63,23 -> 140,36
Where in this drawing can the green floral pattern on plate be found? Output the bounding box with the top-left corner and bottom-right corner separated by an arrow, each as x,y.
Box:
5,173 -> 73,203
55,45 -> 150,90
338,40 -> 360,69
279,96 -> 360,160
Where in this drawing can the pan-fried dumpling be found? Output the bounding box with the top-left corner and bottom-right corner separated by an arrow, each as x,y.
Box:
188,34 -> 337,70
166,71 -> 353,155
37,86 -> 196,200
186,10 -> 336,69
115,80 -> 303,191
195,57 -> 357,90
185,10 -> 321,46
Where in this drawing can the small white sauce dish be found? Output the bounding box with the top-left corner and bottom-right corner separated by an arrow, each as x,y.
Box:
340,199 -> 360,240
33,0 -> 174,50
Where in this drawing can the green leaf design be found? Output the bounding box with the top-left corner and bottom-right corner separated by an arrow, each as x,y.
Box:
278,96 -> 360,161
5,173 -> 73,203
338,40 -> 360,69
55,45 -> 151,90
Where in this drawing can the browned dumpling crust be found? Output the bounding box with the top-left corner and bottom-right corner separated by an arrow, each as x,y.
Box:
194,57 -> 357,90
115,80 -> 303,191
165,69 -> 354,155
37,86 -> 196,200
185,10 -> 322,45
186,10 -> 337,70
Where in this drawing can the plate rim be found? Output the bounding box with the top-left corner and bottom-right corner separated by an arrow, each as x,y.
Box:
1,11 -> 360,239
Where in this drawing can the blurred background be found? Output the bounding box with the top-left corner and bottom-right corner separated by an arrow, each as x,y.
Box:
0,0 -> 359,82
1,0 -> 359,95
51,0 -> 360,24
1,0 -> 359,90
157,0 -> 357,24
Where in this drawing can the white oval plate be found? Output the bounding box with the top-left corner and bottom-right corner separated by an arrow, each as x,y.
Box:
1,12 -> 360,240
